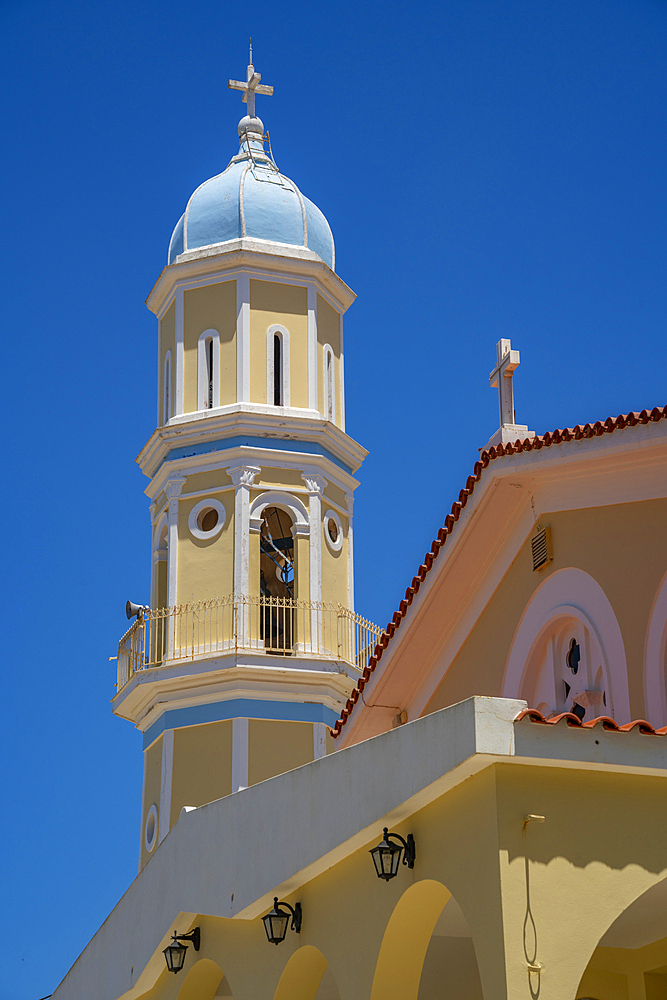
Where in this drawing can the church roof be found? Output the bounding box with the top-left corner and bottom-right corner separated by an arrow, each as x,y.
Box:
331,404 -> 667,739
515,708 -> 667,734
167,115 -> 335,269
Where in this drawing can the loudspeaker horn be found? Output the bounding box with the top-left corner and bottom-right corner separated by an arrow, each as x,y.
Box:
126,601 -> 147,620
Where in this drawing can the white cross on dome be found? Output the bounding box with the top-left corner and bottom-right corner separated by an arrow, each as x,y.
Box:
228,42 -> 274,120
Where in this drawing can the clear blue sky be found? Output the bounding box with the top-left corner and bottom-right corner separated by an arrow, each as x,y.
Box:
2,0 -> 666,996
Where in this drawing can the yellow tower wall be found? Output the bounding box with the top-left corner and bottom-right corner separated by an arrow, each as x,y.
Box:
247,720 -> 314,785
139,736 -> 163,870
182,281 -> 237,412
170,721 -> 233,825
177,480 -> 234,603
250,280 -> 308,407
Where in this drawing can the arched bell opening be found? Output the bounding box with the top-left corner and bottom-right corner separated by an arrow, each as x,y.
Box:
273,945 -> 339,1000
575,876 -> 667,999
370,879 -> 481,1000
176,957 -> 234,999
260,505 -> 296,653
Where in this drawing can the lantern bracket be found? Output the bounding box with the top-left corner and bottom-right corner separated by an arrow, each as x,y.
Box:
387,830 -> 416,868
277,899 -> 302,933
175,927 -> 201,951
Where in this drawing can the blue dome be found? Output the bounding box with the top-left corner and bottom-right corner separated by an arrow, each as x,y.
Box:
168,118 -> 335,270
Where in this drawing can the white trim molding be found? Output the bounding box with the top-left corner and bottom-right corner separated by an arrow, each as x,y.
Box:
502,567 -> 630,723
323,508 -> 343,553
197,329 -> 220,411
249,490 -> 310,535
266,324 -> 291,408
188,497 -> 226,540
644,568 -> 667,728
162,350 -> 172,426
232,717 -> 249,792
323,343 -> 335,423
228,465 -> 261,602
165,475 -> 186,611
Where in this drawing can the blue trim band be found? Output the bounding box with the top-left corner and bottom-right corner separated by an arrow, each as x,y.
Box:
142,699 -> 338,749
163,435 -> 353,473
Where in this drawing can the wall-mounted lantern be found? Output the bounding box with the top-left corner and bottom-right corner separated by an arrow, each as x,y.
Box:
163,927 -> 201,974
262,897 -> 302,944
370,827 -> 416,881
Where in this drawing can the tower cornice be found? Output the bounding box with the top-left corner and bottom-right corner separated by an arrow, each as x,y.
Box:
136,404 -> 368,481
146,241 -> 356,318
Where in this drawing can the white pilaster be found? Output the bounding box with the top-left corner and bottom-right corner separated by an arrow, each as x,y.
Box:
302,472 -> 326,604
346,492 -> 355,612
313,722 -> 327,760
158,728 -> 174,844
236,274 -> 251,403
174,287 -> 184,416
339,313 -> 346,431
228,465 -> 261,599
307,284 -> 318,412
232,717 -> 249,792
165,475 -> 186,611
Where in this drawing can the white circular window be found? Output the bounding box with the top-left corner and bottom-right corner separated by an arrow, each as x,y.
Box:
188,498 -> 226,540
145,804 -> 158,853
323,509 -> 343,552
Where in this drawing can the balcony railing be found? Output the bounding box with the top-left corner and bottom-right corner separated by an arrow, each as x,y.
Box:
116,594 -> 382,692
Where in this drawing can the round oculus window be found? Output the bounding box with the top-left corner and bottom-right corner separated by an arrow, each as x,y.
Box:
198,507 -> 219,532
323,509 -> 343,553
145,803 -> 158,853
188,498 -> 226,540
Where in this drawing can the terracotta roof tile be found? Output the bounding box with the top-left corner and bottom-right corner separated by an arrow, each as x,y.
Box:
330,406 -> 667,739
515,707 -> 667,735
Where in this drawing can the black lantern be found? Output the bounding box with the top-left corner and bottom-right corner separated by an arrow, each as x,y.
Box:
262,897 -> 302,945
370,827 -> 416,881
163,927 -> 201,974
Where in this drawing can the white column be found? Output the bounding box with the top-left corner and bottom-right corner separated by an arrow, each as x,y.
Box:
346,491 -> 355,612
158,728 -> 174,844
232,717 -> 249,792
174,287 -> 184,416
227,465 -> 261,600
302,473 -> 327,604
138,749 -> 148,872
313,722 -> 327,760
236,274 -> 251,403
165,475 -> 186,610
307,284 -> 318,411
339,312 -> 346,431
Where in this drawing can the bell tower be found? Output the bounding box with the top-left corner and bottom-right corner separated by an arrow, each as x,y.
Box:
113,53 -> 379,869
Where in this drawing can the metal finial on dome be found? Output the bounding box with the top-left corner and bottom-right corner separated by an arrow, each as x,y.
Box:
228,48 -> 273,122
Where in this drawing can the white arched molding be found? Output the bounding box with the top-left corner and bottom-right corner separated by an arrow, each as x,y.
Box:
643,568 -> 667,727
323,343 -> 335,422
197,329 -> 220,411
266,325 -> 290,407
502,567 -> 630,723
162,350 -> 172,426
249,490 -> 309,536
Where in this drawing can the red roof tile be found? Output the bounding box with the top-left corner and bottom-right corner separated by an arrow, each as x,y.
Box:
330,406 -> 667,739
515,708 -> 667,735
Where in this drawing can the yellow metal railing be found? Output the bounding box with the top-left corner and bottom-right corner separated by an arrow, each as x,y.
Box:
116,595 -> 382,691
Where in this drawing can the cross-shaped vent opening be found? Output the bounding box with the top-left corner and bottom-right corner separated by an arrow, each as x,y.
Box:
531,525 -> 552,571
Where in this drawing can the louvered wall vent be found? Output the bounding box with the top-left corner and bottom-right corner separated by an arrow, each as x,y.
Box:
531,525 -> 552,572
